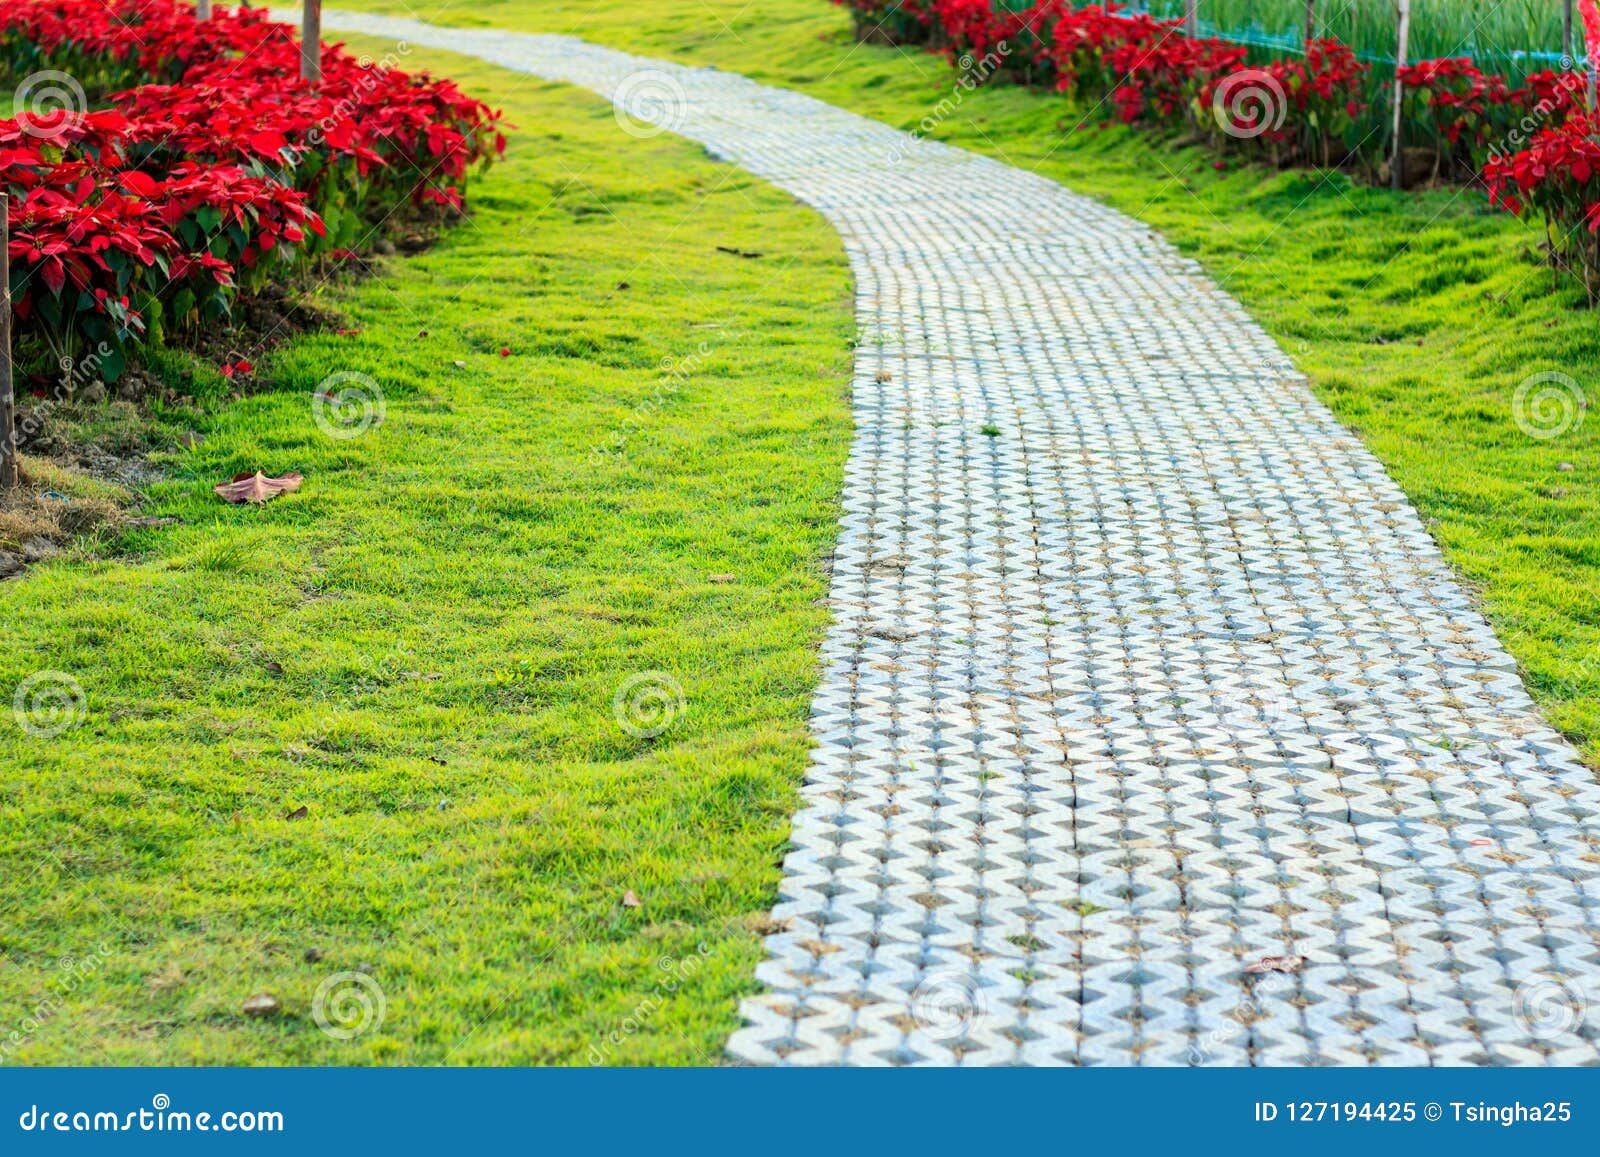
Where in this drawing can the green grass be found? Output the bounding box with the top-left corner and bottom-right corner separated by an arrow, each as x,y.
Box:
323,0 -> 1599,764
0,41 -> 852,1063
4,0 -> 1599,1067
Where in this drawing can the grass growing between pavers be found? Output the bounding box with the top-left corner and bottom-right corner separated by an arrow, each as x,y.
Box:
331,0 -> 1600,767
0,43 -> 852,1063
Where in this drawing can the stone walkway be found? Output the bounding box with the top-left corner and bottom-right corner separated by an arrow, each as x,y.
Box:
320,11 -> 1600,1065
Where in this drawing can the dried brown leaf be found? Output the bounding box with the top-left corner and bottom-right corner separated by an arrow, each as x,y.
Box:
214,472 -> 302,505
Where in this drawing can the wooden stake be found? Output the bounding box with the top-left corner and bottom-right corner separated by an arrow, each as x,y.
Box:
1391,0 -> 1410,191
301,0 -> 322,84
1565,0 -> 1575,65
1184,0 -> 1198,36
0,196 -> 18,489
196,0 -> 211,19
1305,0 -> 1316,41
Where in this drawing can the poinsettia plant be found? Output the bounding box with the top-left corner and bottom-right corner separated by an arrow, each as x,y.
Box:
1484,114 -> 1600,300
0,0 -> 506,383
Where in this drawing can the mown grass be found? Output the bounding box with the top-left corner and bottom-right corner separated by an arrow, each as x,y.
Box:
0,42 -> 852,1063
327,0 -> 1600,765
5,0 -> 1598,1067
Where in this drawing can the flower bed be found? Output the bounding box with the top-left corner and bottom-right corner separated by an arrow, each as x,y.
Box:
0,0 -> 505,383
835,0 -> 1600,293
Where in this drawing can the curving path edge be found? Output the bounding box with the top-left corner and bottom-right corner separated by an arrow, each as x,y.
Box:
315,11 -> 1599,1065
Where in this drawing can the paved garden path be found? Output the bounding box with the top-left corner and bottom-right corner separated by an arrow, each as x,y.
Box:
320,11 -> 1600,1065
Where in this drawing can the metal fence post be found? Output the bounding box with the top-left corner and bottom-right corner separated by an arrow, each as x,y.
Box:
1184,0 -> 1198,36
196,0 -> 211,19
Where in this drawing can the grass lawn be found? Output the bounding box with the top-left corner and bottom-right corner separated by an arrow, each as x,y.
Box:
0,42 -> 852,1063
3,0 -> 1597,1068
328,0 -> 1600,767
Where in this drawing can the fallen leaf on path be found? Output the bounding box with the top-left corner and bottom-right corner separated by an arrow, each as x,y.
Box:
242,993 -> 281,1018
179,431 -> 204,449
499,347 -> 511,357
285,805 -> 309,821
1244,955 -> 1305,975
303,948 -> 324,963
621,890 -> 642,909
214,472 -> 302,505
708,573 -> 736,584
453,360 -> 467,369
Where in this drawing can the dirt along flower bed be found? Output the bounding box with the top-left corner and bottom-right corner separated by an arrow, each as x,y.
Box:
0,0 -> 504,566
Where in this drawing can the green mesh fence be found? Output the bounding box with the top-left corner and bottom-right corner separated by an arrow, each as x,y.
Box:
989,0 -> 1578,79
